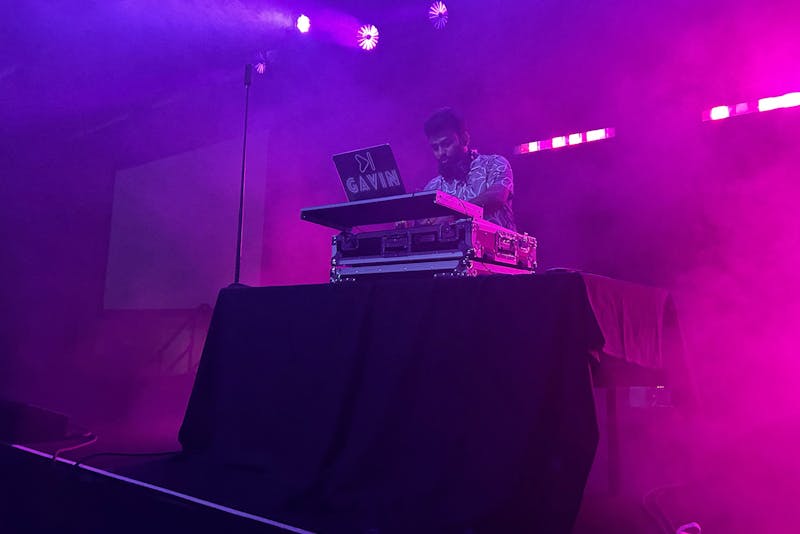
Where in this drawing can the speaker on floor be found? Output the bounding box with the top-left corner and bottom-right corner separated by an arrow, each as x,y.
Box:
0,398 -> 70,443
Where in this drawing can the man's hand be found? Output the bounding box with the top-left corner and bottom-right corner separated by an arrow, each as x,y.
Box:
470,184 -> 510,210
418,216 -> 454,226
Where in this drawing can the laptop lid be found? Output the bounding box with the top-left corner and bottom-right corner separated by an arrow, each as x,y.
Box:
333,144 -> 406,202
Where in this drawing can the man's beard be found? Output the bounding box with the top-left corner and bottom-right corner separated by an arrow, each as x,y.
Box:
438,152 -> 470,181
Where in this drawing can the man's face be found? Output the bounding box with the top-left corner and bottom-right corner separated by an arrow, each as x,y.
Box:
429,130 -> 468,171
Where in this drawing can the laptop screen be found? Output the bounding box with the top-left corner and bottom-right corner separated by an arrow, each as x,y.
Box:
333,144 -> 406,202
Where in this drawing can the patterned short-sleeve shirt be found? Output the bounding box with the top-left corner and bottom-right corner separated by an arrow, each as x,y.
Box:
423,152 -> 516,230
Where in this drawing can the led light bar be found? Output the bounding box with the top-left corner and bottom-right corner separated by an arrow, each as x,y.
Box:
514,127 -> 615,155
702,91 -> 800,121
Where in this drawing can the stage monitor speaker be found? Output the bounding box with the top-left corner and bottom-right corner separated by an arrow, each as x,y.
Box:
0,398 -> 69,443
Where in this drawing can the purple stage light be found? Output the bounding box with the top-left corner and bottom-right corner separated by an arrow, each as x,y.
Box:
709,105 -> 731,121
585,128 -> 611,142
515,127 -> 615,155
254,50 -> 275,75
758,92 -> 800,112
568,133 -> 583,145
296,14 -> 311,33
428,2 -> 448,30
703,91 -> 800,121
357,24 -> 379,51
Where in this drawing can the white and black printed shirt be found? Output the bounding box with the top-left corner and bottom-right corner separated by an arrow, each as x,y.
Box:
424,150 -> 516,231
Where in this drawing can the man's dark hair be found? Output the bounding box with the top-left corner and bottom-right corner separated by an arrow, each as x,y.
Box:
424,107 -> 467,138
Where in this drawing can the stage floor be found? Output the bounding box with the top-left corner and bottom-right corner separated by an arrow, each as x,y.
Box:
2,385 -> 673,534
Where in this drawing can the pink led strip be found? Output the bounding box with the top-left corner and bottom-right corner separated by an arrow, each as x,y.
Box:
703,91 -> 800,121
514,127 -> 615,155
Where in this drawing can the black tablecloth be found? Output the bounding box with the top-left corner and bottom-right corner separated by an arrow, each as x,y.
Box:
179,273 -> 604,533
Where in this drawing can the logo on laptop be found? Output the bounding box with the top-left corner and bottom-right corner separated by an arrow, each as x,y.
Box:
355,152 -> 375,173
345,169 -> 401,195
334,144 -> 405,201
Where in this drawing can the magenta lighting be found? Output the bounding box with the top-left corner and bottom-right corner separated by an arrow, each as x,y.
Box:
429,2 -> 448,29
702,91 -> 800,121
296,14 -> 311,33
514,127 -> 616,155
357,24 -> 380,51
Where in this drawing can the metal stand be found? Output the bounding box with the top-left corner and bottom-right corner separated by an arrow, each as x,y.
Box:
606,387 -> 621,495
230,63 -> 253,288
155,304 -> 213,373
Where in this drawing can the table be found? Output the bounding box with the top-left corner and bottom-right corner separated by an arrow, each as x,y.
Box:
178,273 -> 625,532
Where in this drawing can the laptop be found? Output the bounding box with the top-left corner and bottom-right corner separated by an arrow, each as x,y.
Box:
333,144 -> 406,202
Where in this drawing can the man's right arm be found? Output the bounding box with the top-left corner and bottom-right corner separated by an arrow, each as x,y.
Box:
422,176 -> 442,192
416,177 -> 451,226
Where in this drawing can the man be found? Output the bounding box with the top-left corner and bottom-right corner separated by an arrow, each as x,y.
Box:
423,108 -> 516,230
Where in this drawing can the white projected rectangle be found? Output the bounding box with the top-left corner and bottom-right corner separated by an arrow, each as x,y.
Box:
104,131 -> 267,309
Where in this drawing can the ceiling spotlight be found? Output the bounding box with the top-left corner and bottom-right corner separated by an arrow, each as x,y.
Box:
428,2 -> 448,30
296,14 -> 311,33
357,24 -> 379,51
254,50 -> 276,75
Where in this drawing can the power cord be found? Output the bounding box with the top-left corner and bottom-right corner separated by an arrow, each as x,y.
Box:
642,483 -> 702,534
46,423 -> 182,468
52,432 -> 97,462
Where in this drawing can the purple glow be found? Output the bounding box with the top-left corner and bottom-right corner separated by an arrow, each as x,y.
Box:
6,5 -> 800,532
428,2 -> 448,30
358,24 -> 379,51
296,14 -> 311,34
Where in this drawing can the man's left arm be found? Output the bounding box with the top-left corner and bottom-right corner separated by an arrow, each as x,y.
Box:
470,156 -> 513,209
